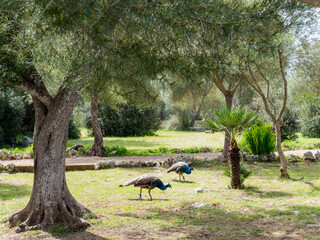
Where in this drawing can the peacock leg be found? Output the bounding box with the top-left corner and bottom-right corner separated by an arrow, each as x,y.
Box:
179,174 -> 181,182
139,188 -> 142,199
182,174 -> 185,181
148,189 -> 153,201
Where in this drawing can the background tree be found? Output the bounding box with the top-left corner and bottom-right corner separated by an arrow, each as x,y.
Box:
243,49 -> 290,178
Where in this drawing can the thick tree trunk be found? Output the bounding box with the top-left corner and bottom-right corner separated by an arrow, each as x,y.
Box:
8,88 -> 94,232
275,121 -> 290,179
86,98 -> 107,156
221,93 -> 233,162
229,141 -> 242,189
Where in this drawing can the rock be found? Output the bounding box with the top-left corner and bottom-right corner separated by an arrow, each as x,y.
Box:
172,148 -> 184,154
288,154 -> 298,163
24,152 -> 32,159
77,147 -> 82,154
0,149 -> 6,160
304,144 -> 311,149
95,160 -> 115,170
68,149 -> 75,156
261,155 -> 269,162
314,142 -> 320,148
201,147 -> 213,153
306,224 -> 320,228
18,136 -> 33,147
160,148 -> 169,153
290,211 -> 300,216
246,155 -> 259,162
269,152 -> 276,161
7,163 -> 15,172
194,188 -> 204,193
0,162 -> 5,169
284,143 -> 289,148
110,150 -> 118,155
7,151 -> 14,160
14,153 -> 23,160
315,151 -> 320,160
303,151 -> 315,161
192,202 -> 212,208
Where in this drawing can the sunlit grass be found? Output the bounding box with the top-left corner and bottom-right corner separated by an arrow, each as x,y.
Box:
1,162 -> 320,239
69,130 -> 225,150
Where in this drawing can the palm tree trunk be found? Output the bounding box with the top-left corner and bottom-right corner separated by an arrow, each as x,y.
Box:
229,139 -> 242,189
222,93 -> 233,162
229,144 -> 242,189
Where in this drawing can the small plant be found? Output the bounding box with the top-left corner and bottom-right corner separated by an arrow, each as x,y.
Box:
242,123 -> 275,155
224,163 -> 253,186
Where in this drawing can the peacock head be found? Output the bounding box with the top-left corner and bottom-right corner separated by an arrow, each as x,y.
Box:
167,183 -> 172,188
190,167 -> 194,171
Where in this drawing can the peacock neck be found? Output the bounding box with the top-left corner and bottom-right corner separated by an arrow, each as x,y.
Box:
159,184 -> 169,190
156,180 -> 168,190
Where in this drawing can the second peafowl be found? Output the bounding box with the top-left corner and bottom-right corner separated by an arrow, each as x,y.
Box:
167,161 -> 193,182
119,175 -> 171,200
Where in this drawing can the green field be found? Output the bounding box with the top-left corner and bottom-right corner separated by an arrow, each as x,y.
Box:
70,130 -> 225,151
2,130 -> 320,157
1,162 -> 320,239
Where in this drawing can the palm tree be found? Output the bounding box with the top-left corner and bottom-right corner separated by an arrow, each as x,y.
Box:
206,107 -> 256,189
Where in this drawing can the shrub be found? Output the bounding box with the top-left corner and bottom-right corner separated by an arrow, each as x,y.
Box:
242,123 -> 275,155
0,88 -> 26,147
86,104 -> 161,137
298,93 -> 320,138
280,108 -> 300,141
302,115 -> 320,138
163,110 -> 192,130
68,116 -> 81,139
224,163 -> 253,185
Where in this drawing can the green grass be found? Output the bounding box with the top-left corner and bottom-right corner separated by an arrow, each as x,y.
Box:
282,133 -> 320,150
70,130 -> 225,150
1,163 -> 320,239
3,130 -> 320,158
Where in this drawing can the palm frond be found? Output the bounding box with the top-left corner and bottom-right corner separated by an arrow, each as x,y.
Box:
206,107 -> 256,141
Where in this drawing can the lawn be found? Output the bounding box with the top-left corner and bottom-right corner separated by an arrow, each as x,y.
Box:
2,131 -> 320,157
1,162 -> 320,239
69,130 -> 225,151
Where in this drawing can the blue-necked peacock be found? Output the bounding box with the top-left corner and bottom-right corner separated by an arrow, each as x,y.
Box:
119,175 -> 171,200
167,161 -> 193,181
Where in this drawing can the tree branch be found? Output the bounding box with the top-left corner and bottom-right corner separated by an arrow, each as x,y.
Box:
278,49 -> 288,121
298,0 -> 320,7
15,69 -> 53,108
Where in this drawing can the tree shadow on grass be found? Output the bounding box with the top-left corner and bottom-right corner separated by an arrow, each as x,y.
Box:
128,198 -> 169,201
303,181 -> 320,192
47,229 -> 110,240
0,183 -> 31,201
243,186 -> 293,198
171,180 -> 195,184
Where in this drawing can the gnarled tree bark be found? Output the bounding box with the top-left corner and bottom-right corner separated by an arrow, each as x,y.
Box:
86,98 -> 108,156
8,70 -> 95,232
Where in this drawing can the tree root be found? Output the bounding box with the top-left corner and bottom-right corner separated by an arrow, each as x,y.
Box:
85,144 -> 108,157
9,197 -> 94,233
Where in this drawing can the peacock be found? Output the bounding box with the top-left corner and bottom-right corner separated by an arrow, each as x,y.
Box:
167,161 -> 193,181
119,175 -> 171,200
